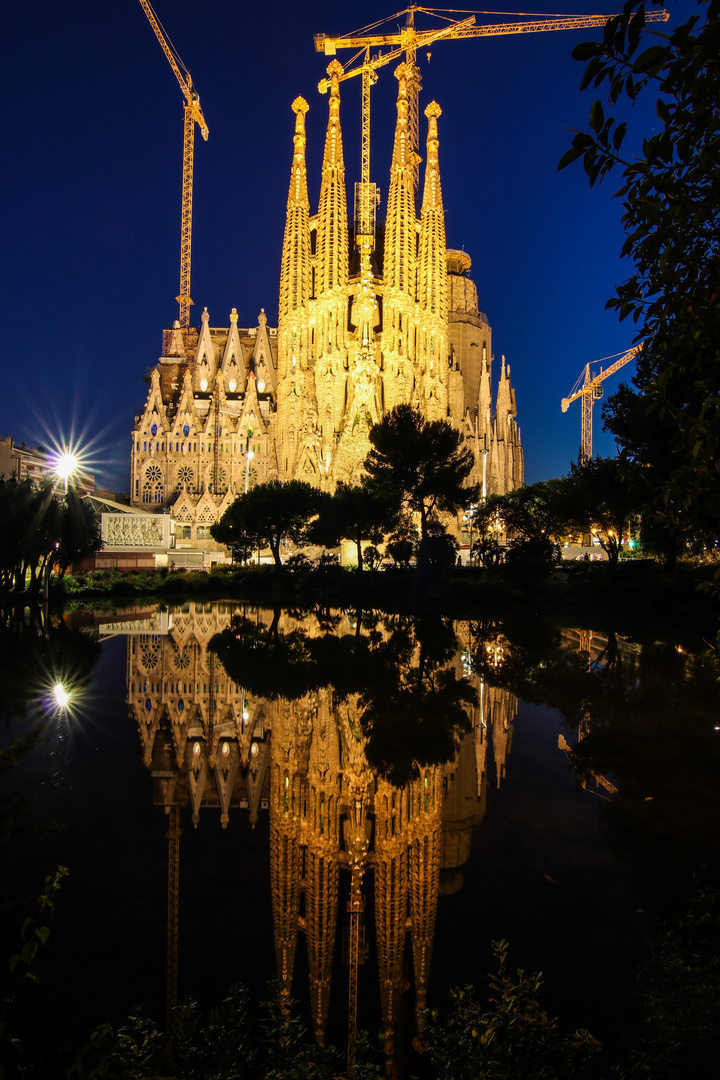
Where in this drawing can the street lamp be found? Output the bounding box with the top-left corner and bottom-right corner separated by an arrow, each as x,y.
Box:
55,448 -> 79,495
244,428 -> 254,494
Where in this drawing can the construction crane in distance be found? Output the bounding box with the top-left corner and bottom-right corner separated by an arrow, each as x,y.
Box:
561,345 -> 642,462
138,0 -> 209,330
315,6 -> 670,203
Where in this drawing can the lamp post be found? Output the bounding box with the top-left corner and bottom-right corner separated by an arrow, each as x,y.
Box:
469,433 -> 489,566
244,429 -> 254,494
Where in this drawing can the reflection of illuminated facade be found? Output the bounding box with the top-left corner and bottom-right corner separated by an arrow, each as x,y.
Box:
125,605 -> 517,1063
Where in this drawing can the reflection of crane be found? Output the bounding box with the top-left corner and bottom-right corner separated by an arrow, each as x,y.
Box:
347,877 -> 364,1073
315,6 -> 670,207
345,811 -> 369,1075
561,346 -> 642,462
166,803 -> 181,1028
558,629 -> 618,796
138,0 -> 209,329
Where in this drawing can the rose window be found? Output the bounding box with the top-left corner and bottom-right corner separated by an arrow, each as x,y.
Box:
177,466 -> 194,490
210,467 -> 227,492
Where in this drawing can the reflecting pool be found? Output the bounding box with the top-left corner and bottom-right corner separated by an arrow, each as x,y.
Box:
1,602 -> 718,1074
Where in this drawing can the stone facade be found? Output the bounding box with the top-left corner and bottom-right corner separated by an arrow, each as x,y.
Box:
130,63 -> 524,537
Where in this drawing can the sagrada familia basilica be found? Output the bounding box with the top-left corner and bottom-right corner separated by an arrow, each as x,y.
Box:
130,60 -> 523,540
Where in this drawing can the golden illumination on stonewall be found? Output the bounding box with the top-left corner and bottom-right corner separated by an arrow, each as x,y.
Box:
130,61 -> 523,540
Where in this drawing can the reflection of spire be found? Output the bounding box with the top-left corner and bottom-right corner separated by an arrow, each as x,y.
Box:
374,779 -> 410,1073
303,690 -> 341,1045
166,804 -> 180,1030
125,604 -> 516,1065
408,769 -> 443,1039
268,697 -> 307,1000
490,685 -> 515,788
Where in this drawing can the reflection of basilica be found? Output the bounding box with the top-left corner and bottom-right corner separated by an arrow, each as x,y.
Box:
125,604 -> 517,1070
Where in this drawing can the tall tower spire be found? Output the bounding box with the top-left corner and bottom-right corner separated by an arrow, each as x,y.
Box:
277,97 -> 313,479
382,63 -> 419,412
417,102 -> 449,419
314,61 -> 350,478
278,97 -> 311,333
316,60 -> 348,326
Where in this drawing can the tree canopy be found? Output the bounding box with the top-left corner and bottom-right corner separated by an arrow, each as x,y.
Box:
564,455 -> 643,564
307,482 -> 397,573
560,0 -> 720,557
0,479 -> 100,599
210,479 -> 322,568
364,405 -> 477,540
474,480 -> 570,545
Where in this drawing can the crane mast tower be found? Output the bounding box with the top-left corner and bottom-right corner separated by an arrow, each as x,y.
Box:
138,0 -> 209,330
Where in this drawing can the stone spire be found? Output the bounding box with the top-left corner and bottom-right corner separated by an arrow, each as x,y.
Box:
314,61 -> 350,481
417,102 -> 449,418
383,64 -> 417,304
278,97 -> 311,369
315,60 -> 348,339
417,103 -> 447,321
381,63 -> 419,412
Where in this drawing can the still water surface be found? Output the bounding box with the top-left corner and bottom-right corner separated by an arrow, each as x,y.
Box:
2,601 -> 718,1072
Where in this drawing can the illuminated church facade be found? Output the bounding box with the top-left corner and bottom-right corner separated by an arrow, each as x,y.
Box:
130,61 -> 523,538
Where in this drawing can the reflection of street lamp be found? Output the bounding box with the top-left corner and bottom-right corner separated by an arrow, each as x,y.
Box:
52,683 -> 70,708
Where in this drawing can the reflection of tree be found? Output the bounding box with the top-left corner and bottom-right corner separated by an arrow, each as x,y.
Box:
357,616 -> 475,786
131,603 -> 512,1071
211,612 -> 475,786
472,620 -> 720,918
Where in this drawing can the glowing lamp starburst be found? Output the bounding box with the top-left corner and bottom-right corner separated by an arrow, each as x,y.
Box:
52,683 -> 70,708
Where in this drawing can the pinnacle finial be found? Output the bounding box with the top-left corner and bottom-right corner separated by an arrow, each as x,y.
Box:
230,307 -> 238,324
326,58 -> 343,82
425,101 -> 442,120
292,96 -> 309,136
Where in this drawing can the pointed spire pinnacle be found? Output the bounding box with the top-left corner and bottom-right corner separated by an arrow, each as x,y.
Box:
288,97 -> 310,210
418,101 -> 447,320
384,62 -> 418,300
279,97 -> 312,330
316,60 -> 348,305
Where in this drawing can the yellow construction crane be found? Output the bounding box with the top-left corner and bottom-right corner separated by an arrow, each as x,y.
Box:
315,6 -> 670,203
138,0 -> 209,329
561,345 -> 642,462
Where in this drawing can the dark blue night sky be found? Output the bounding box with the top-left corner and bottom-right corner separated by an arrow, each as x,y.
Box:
3,1 -> 691,491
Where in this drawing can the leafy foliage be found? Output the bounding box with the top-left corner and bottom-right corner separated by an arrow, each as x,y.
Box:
308,482 -> 397,573
423,940 -> 600,1080
1,868 -> 68,1078
211,480 -> 323,568
560,0 -> 720,558
564,455 -> 643,564
0,478 -> 100,599
630,888 -> 720,1078
475,481 -> 570,546
364,405 -> 477,539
